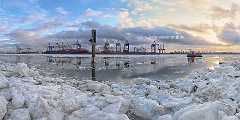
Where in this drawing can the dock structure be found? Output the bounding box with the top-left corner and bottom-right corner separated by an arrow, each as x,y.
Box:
103,40 -> 111,53
133,47 -> 137,53
55,42 -> 61,51
151,41 -> 166,54
151,41 -> 158,53
73,40 -> 81,49
90,29 -> 96,63
16,45 -> 21,54
15,45 -> 38,54
43,34 -> 168,55
47,43 -> 54,52
159,43 -> 166,54
44,40 -> 89,54
89,29 -> 97,80
123,41 -> 130,54
115,41 -> 121,53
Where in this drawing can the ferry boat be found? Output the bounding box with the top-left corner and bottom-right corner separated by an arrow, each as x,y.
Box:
43,41 -> 89,54
43,48 -> 89,54
187,51 -> 203,57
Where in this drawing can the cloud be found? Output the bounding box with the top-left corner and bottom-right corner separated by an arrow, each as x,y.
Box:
169,24 -> 218,38
2,0 -> 240,51
118,10 -> 134,28
80,21 -> 101,29
170,24 -> 212,34
19,11 -> 47,24
6,16 -> 65,48
30,21 -> 63,33
119,0 -> 214,28
123,26 -> 210,45
3,0 -> 44,14
0,25 -> 8,33
123,27 -> 177,37
218,23 -> 240,44
48,20 -> 239,48
7,29 -> 47,48
211,3 -> 240,19
179,0 -> 210,9
56,7 -> 68,15
50,22 -> 127,45
49,21 -> 213,47
170,24 -> 229,45
84,8 -> 112,18
123,0 -> 153,15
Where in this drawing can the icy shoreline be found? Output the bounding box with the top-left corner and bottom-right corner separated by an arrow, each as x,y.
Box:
0,61 -> 240,120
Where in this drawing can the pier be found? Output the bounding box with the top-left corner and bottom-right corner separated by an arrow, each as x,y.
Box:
41,30 -> 169,55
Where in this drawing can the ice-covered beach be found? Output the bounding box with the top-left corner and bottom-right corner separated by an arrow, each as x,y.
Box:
0,59 -> 240,120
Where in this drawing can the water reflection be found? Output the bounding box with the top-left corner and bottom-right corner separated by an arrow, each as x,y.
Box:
47,56 -> 82,67
187,57 -> 196,64
91,62 -> 96,81
124,61 -> 130,68
44,56 -> 186,81
104,57 -> 109,70
15,55 -> 33,65
0,54 -> 227,81
206,56 -> 224,70
187,57 -> 203,64
116,61 -> 121,70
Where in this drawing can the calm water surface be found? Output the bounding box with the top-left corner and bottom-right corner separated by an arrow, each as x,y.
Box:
0,54 -> 237,81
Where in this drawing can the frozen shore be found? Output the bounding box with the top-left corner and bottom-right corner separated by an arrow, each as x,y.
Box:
0,60 -> 240,120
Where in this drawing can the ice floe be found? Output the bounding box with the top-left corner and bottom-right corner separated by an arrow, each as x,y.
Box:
0,96 -> 7,120
0,61 -> 239,120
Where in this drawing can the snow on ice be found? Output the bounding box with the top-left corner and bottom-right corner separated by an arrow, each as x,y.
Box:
0,61 -> 240,120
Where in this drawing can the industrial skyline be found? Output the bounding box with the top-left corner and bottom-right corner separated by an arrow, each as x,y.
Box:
0,0 -> 240,52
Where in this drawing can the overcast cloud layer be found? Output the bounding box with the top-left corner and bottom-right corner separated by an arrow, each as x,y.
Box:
1,0 -> 240,51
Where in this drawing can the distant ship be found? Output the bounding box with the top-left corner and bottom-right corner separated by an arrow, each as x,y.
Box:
16,46 -> 40,54
43,41 -> 89,54
43,48 -> 89,54
187,51 -> 203,57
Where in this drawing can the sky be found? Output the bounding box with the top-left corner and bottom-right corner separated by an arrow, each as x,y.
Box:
1,0 -> 240,52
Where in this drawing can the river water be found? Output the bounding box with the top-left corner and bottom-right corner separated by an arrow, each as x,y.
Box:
0,54 -> 236,81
